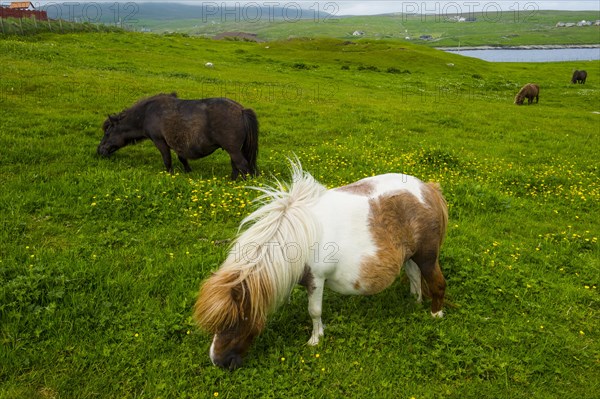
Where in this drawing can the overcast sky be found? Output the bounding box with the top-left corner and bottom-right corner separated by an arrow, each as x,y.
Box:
33,1 -> 600,15
333,1 -> 600,15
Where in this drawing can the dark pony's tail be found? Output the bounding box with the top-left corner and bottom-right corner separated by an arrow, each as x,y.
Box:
241,108 -> 259,176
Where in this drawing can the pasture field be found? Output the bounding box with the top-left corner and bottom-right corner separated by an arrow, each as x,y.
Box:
1,31 -> 599,398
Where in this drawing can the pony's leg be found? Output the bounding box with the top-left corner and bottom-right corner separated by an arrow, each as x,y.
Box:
306,279 -> 325,346
177,155 -> 192,173
413,253 -> 446,318
230,160 -> 239,180
153,139 -> 173,173
404,260 -> 422,303
227,150 -> 250,180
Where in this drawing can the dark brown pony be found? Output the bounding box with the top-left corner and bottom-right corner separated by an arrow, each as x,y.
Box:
571,70 -> 587,84
97,93 -> 258,179
514,83 -> 539,105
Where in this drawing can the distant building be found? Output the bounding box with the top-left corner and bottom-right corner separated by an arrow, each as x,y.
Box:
352,30 -> 364,36
8,2 -> 35,10
1,1 -> 47,20
557,20 -> 595,27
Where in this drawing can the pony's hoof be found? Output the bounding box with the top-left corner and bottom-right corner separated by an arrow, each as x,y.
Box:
307,336 -> 321,346
431,310 -> 444,318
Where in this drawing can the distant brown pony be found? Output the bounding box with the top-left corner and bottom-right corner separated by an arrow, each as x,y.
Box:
97,93 -> 259,179
514,83 -> 539,105
571,70 -> 587,84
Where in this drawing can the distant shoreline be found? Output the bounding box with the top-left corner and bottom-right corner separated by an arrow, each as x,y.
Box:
437,44 -> 600,51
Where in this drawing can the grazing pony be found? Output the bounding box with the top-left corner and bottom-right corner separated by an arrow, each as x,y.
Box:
194,162 -> 448,370
97,93 -> 258,179
571,70 -> 587,84
514,83 -> 539,105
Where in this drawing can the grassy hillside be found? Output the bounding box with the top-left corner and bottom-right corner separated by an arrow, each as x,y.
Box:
0,32 -> 599,398
329,10 -> 600,46
132,10 -> 600,46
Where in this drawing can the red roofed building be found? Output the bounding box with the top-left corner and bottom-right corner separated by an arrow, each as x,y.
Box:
8,2 -> 35,10
1,2 -> 48,20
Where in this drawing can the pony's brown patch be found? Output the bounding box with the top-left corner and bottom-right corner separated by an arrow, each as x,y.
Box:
358,184 -> 447,301
336,180 -> 375,196
358,192 -> 419,295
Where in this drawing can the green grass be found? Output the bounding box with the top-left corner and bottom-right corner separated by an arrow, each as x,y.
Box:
0,17 -> 122,35
1,31 -> 599,398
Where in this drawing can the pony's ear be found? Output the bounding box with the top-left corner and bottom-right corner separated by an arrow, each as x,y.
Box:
231,282 -> 247,304
231,283 -> 242,302
230,281 -> 249,317
108,114 -> 119,123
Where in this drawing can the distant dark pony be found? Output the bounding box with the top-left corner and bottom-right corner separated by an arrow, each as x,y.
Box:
571,70 -> 587,84
514,83 -> 539,105
97,93 -> 259,179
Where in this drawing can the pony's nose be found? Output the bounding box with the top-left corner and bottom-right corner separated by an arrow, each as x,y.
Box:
227,355 -> 242,371
214,354 -> 242,371
97,145 -> 114,157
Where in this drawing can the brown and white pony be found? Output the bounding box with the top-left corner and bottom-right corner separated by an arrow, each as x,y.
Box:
514,83 -> 539,105
194,162 -> 448,370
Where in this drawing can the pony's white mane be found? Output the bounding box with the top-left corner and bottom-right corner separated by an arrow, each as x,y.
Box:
221,161 -> 326,312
